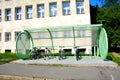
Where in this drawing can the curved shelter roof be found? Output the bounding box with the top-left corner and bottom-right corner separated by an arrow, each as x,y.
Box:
16,24 -> 108,60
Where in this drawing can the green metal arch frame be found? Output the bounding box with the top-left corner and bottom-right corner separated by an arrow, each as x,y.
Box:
16,24 -> 108,59
24,30 -> 34,49
16,30 -> 34,59
47,29 -> 54,50
99,28 -> 108,59
72,27 -> 76,47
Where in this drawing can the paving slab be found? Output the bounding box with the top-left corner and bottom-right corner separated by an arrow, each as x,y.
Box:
12,56 -> 117,67
0,63 -> 102,80
0,57 -> 119,80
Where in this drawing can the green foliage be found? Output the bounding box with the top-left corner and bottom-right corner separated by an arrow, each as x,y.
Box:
98,0 -> 120,8
97,1 -> 120,45
0,53 -> 18,64
90,5 -> 98,24
0,53 -> 18,59
107,53 -> 120,66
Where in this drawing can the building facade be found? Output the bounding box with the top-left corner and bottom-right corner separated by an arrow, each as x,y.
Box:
0,0 -> 90,53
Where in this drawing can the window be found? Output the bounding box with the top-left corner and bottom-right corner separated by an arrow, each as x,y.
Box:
52,32 -> 57,38
26,6 -> 32,19
15,7 -> 22,20
77,30 -> 85,37
5,0 -> 11,1
5,50 -> 11,53
62,1 -> 70,15
64,31 -> 71,38
5,9 -> 11,21
0,10 -> 1,22
0,33 -> 1,41
76,0 -> 84,14
5,32 -> 11,42
39,33 -> 44,38
15,31 -> 20,40
49,3 -> 57,17
37,4 -> 44,18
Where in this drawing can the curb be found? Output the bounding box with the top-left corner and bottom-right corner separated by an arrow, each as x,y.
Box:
0,74 -> 62,80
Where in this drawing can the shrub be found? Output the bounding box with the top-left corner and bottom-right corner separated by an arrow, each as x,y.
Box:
107,53 -> 120,66
0,53 -> 18,64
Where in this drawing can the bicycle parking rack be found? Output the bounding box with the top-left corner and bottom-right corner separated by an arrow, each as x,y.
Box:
16,24 -> 108,60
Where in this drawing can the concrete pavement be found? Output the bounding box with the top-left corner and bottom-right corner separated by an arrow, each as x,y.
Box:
12,56 -> 117,67
0,63 -> 102,80
98,67 -> 120,80
0,57 -> 119,80
0,63 -> 120,80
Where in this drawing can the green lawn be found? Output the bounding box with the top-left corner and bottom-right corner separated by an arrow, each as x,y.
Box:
107,53 -> 120,66
0,53 -> 19,64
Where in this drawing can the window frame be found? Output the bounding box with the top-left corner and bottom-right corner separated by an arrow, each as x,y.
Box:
15,31 -> 21,41
76,0 -> 84,14
5,49 -> 11,53
0,33 -> 1,41
64,31 -> 71,38
77,30 -> 85,37
39,33 -> 45,38
0,9 -> 1,22
49,3 -> 57,17
5,0 -> 11,1
37,4 -> 44,18
5,32 -> 11,42
5,9 -> 11,21
62,1 -> 71,15
15,7 -> 22,20
26,6 -> 32,19
52,32 -> 58,38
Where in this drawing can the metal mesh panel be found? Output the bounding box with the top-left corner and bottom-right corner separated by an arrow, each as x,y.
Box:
99,28 -> 108,59
16,31 -> 33,59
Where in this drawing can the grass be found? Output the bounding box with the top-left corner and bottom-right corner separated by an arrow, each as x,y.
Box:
107,53 -> 120,66
0,53 -> 19,64
53,52 -> 91,56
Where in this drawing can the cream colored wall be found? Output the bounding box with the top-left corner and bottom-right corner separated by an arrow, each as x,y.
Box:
0,0 -> 91,53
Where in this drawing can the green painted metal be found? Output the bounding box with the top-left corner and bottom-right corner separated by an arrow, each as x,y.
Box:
72,27 -> 76,47
24,24 -> 102,31
99,28 -> 108,59
16,30 -> 34,59
93,46 -> 96,56
32,36 -> 99,40
47,29 -> 55,53
97,39 -> 100,57
97,29 -> 100,57
24,30 -> 34,48
16,24 -> 109,59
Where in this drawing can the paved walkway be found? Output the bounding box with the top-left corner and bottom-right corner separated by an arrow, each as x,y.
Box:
12,56 -> 117,67
0,63 -> 102,80
0,57 -> 119,80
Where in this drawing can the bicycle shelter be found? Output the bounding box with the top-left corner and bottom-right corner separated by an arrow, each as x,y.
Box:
16,24 -> 108,60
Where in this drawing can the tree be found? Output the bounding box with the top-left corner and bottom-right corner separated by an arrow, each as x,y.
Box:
97,0 -> 120,51
90,5 -> 98,24
98,0 -> 120,8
